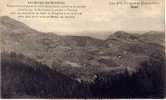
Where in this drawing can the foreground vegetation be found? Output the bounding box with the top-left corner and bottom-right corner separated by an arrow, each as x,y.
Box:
1,51 -> 165,98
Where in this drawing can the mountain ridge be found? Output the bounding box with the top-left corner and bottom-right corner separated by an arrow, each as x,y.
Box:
0,16 -> 165,82
1,16 -> 165,98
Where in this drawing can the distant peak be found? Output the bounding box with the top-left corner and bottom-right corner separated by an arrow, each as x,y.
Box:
0,16 -> 21,30
107,31 -> 138,40
0,16 -> 19,24
0,16 -> 16,22
113,31 -> 129,36
0,16 -> 37,33
0,16 -> 11,19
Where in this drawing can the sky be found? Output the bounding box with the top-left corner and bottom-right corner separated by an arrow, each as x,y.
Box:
0,0 -> 165,35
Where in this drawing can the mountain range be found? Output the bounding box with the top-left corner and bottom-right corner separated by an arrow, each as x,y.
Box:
0,16 -> 165,98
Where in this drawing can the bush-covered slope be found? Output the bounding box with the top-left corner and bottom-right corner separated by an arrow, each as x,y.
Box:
90,51 -> 165,98
0,16 -> 165,98
1,52 -> 91,98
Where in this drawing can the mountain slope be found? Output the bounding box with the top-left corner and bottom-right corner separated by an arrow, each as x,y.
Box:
139,31 -> 165,46
1,51 -> 91,98
0,16 -> 165,83
1,16 -> 165,98
0,16 -> 164,80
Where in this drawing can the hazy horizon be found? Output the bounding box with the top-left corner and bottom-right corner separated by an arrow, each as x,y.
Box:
0,15 -> 164,40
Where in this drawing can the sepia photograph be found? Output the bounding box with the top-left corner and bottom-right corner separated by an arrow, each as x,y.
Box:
0,0 -> 165,99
